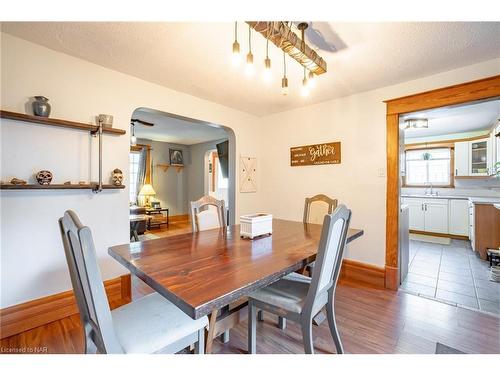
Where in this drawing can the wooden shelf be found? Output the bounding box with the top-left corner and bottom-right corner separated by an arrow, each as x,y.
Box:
0,184 -> 125,190
0,110 -> 126,135
455,176 -> 490,179
156,164 -> 184,173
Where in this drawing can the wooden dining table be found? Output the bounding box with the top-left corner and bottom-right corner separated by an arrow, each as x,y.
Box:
109,219 -> 363,352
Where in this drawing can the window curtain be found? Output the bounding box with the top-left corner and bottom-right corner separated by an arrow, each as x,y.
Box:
135,147 -> 147,205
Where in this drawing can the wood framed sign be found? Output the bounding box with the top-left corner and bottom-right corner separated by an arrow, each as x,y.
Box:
290,141 -> 341,166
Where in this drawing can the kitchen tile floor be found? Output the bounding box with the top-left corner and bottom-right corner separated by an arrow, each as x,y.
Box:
400,238 -> 500,316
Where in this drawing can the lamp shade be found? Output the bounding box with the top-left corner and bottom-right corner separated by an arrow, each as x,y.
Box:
139,184 -> 156,196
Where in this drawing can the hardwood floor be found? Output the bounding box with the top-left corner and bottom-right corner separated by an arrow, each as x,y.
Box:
2,279 -> 498,354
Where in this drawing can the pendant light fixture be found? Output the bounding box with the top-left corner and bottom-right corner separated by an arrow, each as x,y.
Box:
263,38 -> 272,82
245,24 -> 254,76
231,22 -> 241,66
301,67 -> 309,97
130,122 -> 137,145
308,70 -> 316,89
404,118 -> 429,129
281,51 -> 288,96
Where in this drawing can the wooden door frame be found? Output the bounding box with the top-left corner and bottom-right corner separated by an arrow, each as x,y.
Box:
384,75 -> 500,290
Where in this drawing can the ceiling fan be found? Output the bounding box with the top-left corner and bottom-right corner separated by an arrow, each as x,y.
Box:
130,118 -> 154,127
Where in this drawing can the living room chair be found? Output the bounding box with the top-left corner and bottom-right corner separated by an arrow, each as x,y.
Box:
248,205 -> 351,354
58,210 -> 208,354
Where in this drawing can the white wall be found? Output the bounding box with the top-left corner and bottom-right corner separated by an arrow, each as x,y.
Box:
0,33 -> 264,308
259,58 -> 500,267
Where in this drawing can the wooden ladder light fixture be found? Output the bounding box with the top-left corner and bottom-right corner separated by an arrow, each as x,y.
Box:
239,22 -> 327,96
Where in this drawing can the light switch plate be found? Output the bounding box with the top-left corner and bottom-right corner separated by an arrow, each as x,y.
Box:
378,168 -> 386,177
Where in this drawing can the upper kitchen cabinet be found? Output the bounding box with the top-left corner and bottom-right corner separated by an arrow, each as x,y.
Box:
454,137 -> 493,177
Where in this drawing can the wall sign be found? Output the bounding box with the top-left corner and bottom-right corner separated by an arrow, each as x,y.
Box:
290,142 -> 341,166
240,156 -> 257,193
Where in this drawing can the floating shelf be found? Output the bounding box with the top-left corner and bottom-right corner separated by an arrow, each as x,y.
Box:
0,110 -> 126,135
156,163 -> 184,173
0,184 -> 125,190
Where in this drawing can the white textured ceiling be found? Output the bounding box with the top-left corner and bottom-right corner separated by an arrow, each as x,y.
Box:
402,99 -> 499,138
2,22 -> 500,116
132,108 -> 228,145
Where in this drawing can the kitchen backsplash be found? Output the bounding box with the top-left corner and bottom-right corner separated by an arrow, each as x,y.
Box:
402,177 -> 500,198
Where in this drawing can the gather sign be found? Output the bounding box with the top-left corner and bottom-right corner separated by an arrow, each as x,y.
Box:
290,141 -> 341,167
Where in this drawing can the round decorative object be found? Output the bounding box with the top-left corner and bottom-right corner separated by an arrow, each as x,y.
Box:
111,168 -> 123,186
36,170 -> 53,185
10,178 -> 27,185
32,96 -> 51,117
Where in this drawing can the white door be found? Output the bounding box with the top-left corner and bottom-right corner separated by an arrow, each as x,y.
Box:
404,199 -> 425,231
454,141 -> 469,176
449,199 -> 469,236
424,201 -> 449,234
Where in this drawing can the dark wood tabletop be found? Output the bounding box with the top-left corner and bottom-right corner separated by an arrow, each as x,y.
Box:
109,219 -> 364,319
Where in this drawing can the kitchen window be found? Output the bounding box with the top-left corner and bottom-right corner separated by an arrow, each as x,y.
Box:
405,147 -> 452,187
129,151 -> 141,203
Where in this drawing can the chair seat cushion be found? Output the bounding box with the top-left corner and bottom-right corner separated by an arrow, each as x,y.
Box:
111,292 -> 208,353
249,272 -> 312,313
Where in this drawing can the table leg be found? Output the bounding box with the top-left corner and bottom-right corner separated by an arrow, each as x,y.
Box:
205,309 -> 218,354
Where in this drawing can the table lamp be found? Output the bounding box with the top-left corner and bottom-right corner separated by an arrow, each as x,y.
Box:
139,184 -> 156,207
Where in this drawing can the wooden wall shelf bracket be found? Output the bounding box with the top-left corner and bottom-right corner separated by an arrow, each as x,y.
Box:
156,164 -> 184,173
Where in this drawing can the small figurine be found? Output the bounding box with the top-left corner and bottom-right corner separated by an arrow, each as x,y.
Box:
63,181 -> 71,185
36,170 -> 53,185
78,181 -> 87,185
111,168 -> 123,186
11,178 -> 27,185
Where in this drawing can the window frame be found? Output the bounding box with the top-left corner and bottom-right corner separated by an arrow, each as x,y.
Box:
402,145 -> 455,188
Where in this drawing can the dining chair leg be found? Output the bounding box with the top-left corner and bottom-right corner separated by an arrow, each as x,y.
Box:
278,316 -> 286,330
205,309 -> 218,354
326,300 -> 344,354
195,328 -> 205,354
221,330 -> 230,343
257,310 -> 264,321
301,318 -> 314,354
248,301 -> 257,354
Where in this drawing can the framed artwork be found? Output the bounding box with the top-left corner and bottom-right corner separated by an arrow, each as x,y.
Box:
169,148 -> 184,166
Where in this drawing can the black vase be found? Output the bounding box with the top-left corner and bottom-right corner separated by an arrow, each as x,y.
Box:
33,96 -> 51,117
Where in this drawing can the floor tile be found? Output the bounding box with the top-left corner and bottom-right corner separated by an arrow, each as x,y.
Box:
437,279 -> 476,297
404,272 -> 438,288
473,278 -> 500,291
475,286 -> 500,302
478,299 -> 500,315
435,289 -> 479,309
439,266 -> 472,277
401,281 -> 436,298
438,271 -> 474,285
410,265 -> 439,278
472,269 -> 491,281
411,260 -> 440,271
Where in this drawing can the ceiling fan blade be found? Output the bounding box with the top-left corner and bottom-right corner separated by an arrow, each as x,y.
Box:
131,118 -> 154,127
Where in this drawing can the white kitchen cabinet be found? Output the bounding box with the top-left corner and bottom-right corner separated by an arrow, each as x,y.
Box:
469,138 -> 490,176
449,199 -> 469,236
455,141 -> 469,177
405,199 -> 425,231
402,197 -> 448,234
424,200 -> 449,234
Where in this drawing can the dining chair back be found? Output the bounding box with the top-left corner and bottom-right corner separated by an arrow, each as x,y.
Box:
248,204 -> 351,354
190,195 -> 226,232
303,194 -> 338,224
59,210 -> 123,353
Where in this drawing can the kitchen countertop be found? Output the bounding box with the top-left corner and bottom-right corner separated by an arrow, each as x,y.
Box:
402,194 -> 500,204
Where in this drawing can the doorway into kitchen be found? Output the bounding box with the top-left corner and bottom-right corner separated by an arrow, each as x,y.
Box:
127,107 -> 235,243
398,98 -> 500,316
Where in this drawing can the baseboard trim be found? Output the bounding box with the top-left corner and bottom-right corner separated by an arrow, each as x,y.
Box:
409,230 -> 469,240
0,274 -> 131,339
339,259 -> 386,289
169,214 -> 189,222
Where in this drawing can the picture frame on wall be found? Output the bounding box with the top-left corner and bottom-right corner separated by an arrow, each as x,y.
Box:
169,148 -> 184,166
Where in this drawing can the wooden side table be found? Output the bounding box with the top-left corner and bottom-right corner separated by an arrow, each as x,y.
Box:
145,207 -> 169,229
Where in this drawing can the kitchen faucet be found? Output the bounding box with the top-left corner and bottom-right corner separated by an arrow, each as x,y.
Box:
425,183 -> 434,196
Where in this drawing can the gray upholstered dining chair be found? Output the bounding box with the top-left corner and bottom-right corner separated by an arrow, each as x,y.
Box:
190,195 -> 226,232
248,204 -> 351,354
58,210 -> 208,354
